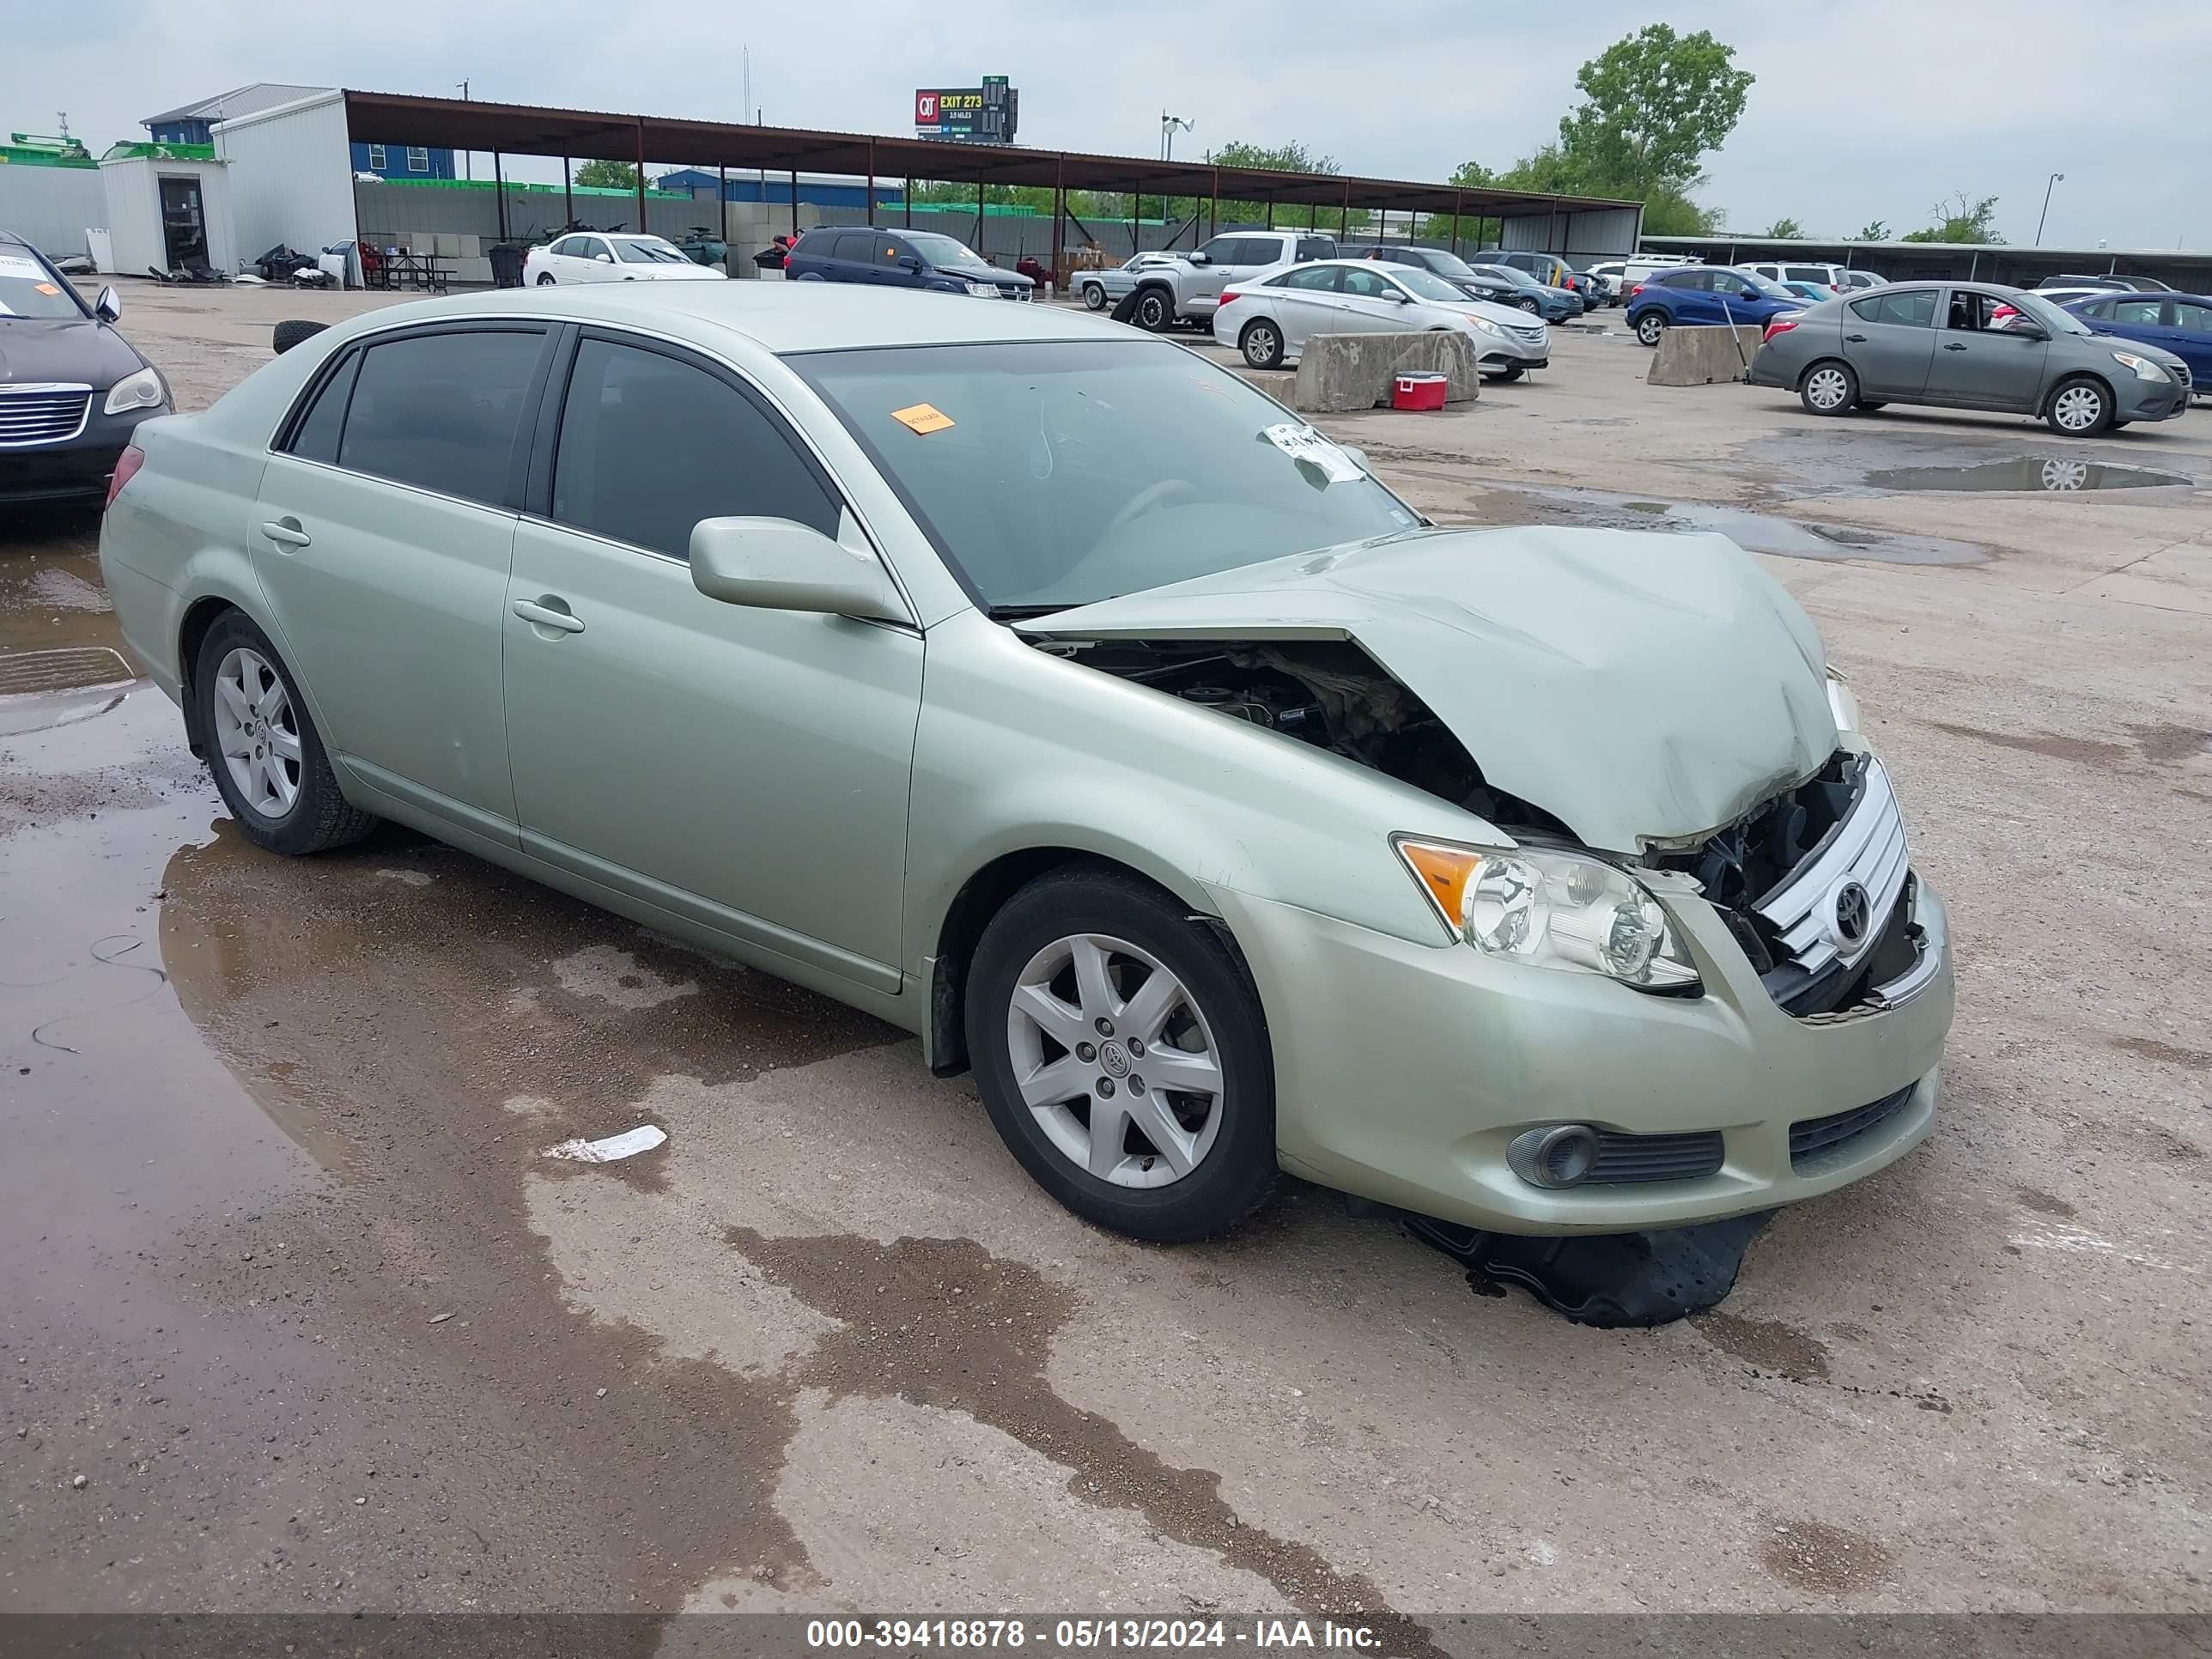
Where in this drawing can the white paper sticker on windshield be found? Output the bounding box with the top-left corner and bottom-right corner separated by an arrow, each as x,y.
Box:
0,254 -> 44,278
1262,422 -> 1364,483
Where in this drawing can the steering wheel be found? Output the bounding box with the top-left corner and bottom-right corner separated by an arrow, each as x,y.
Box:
1100,478 -> 1197,541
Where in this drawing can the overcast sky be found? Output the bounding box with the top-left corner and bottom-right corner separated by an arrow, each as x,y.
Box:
7,0 -> 2206,250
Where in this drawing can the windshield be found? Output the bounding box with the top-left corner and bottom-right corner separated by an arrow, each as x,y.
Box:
2008,290 -> 2093,336
905,231 -> 984,268
1472,264 -> 1538,289
615,238 -> 689,264
0,249 -> 87,320
1390,267 -> 1474,305
792,340 -> 1420,611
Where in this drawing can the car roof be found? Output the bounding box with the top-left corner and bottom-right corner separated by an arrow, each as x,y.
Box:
338,282 -> 1144,355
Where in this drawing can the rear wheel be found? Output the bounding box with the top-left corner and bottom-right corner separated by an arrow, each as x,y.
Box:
192,611 -> 376,856
1801,361 -> 1858,415
1633,310 -> 1666,347
1238,317 -> 1285,370
2046,376 -> 2112,435
966,868 -> 1276,1243
535,272 -> 556,286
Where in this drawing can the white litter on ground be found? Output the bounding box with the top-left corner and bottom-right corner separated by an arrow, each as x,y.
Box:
544,1124 -> 667,1164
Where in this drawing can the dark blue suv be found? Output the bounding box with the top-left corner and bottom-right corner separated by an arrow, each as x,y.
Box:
1626,266 -> 1805,347
783,227 -> 1034,301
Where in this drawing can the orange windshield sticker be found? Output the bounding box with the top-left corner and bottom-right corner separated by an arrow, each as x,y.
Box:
33,283 -> 59,295
891,402 -> 954,434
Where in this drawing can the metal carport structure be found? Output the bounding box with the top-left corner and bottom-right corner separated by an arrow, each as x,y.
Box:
340,90 -> 1641,263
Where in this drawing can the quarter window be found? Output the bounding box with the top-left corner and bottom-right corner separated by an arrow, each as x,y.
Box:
2173,301 -> 2212,331
284,349 -> 358,465
551,337 -> 839,559
337,329 -> 544,507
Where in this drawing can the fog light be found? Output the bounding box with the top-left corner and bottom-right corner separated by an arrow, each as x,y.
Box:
1507,1125 -> 1601,1189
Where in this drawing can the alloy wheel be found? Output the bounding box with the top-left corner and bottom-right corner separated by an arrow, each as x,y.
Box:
1245,324 -> 1280,367
1004,933 -> 1224,1189
211,647 -> 302,818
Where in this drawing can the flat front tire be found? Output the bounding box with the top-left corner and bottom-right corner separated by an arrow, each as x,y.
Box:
966,868 -> 1277,1243
193,611 -> 376,856
1801,361 -> 1858,415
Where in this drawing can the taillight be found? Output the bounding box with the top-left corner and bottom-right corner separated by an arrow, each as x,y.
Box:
1762,319 -> 1799,343
1218,289 -> 1242,307
105,442 -> 145,510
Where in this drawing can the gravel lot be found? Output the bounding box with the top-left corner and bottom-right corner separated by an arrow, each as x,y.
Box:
3,282 -> 2207,1632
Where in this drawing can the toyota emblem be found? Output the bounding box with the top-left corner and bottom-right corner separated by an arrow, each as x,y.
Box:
1831,880 -> 1872,947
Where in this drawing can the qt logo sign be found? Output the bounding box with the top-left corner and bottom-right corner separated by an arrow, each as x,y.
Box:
915,92 -> 939,122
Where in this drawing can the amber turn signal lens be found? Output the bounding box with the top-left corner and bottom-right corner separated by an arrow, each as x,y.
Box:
1396,840 -> 1481,933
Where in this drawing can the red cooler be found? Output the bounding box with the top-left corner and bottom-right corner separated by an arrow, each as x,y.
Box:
1392,372 -> 1449,411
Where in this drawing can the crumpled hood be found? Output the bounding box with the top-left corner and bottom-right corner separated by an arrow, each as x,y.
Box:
0,317 -> 143,388
1024,526 -> 1838,853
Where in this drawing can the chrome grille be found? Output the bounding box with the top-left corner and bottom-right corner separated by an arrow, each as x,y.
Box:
1509,324 -> 1547,345
0,384 -> 93,448
1754,757 -> 1909,977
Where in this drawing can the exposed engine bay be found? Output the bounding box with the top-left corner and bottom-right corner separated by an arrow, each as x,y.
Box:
1062,638 -> 1573,840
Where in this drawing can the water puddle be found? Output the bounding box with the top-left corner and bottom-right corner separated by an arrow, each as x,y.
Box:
1867,457 -> 2192,494
1480,485 -> 1990,566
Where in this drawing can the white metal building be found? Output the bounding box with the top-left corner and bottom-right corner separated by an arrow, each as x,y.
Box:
211,88 -> 360,261
98,154 -> 237,276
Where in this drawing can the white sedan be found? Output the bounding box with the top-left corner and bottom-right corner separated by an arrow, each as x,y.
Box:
523,232 -> 726,285
1212,259 -> 1549,380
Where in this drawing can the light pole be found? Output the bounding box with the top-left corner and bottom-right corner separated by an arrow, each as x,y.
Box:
2036,173 -> 2063,246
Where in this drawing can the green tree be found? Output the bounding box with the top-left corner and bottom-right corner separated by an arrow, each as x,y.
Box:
572,159 -> 639,190
1852,220 -> 1888,241
1900,193 -> 2002,244
1557,26 -> 1754,204
1762,216 -> 1804,239
1204,139 -> 1350,231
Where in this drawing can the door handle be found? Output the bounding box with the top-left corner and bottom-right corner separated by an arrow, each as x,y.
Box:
261,519 -> 312,548
1942,342 -> 1969,351
513,598 -> 585,634
1844,332 -> 1869,343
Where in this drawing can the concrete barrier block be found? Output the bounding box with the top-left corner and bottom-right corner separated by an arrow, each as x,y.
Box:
1289,331 -> 1483,414
453,234 -> 481,259
430,233 -> 459,258
1647,325 -> 1765,386
452,256 -> 495,286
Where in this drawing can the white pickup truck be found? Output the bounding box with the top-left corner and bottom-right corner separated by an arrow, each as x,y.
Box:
1108,228 -> 1340,331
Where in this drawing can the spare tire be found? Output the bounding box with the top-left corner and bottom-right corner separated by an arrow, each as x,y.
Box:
272,319 -> 330,356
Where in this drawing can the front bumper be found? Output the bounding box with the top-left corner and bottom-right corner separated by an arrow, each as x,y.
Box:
1472,328 -> 1549,370
2115,371 -> 2192,422
1207,874 -> 1953,1234
0,402 -> 165,502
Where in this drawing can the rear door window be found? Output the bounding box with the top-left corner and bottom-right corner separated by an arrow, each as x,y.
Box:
2111,298 -> 2165,325
828,231 -> 870,264
1869,290 -> 1937,327
550,335 -> 840,559
2173,301 -> 2212,332
1294,237 -> 1335,262
337,328 -> 546,507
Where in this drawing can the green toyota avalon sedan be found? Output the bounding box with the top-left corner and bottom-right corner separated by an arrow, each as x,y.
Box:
99,285 -> 1952,1243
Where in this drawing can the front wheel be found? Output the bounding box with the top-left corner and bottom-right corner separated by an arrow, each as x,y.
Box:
966,868 -> 1277,1243
1239,317 -> 1285,369
2046,377 -> 2113,436
193,611 -> 376,856
1515,295 -> 1541,316
1801,361 -> 1859,415
1633,311 -> 1666,347
1133,287 -> 1173,331
535,272 -> 556,286
1082,283 -> 1109,312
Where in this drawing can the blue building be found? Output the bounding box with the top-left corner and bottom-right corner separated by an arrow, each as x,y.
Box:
142,82 -> 453,179
653,167 -> 902,211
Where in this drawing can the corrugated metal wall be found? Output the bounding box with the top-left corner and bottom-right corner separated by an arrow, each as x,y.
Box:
1496,205 -> 1643,263
0,166 -> 107,262
98,158 -> 239,276
216,94 -> 360,261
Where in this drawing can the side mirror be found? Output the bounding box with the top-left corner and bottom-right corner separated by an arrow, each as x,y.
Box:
690,517 -> 908,623
2012,324 -> 2050,341
1387,289 -> 1412,303
1188,252 -> 1210,266
897,254 -> 922,271
594,252 -> 613,264
94,286 -> 122,322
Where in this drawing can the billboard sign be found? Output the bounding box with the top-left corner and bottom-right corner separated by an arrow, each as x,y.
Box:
914,76 -> 1017,143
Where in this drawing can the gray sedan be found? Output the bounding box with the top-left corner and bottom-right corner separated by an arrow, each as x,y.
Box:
1750,283 -> 2192,435
1212,260 -> 1549,380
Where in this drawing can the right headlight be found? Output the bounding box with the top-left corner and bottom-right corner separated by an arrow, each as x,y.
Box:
964,280 -> 1000,298
1395,837 -> 1701,992
2112,351 -> 2170,383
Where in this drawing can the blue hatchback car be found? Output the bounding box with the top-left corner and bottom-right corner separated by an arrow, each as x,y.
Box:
1626,267 -> 1805,347
782,226 -> 1035,301
2063,292 -> 2212,392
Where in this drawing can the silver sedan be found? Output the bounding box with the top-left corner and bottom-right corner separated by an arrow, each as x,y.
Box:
1212,260 -> 1550,380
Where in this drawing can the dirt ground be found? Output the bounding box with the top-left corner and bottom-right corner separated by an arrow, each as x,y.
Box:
3,282 -> 2207,1636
